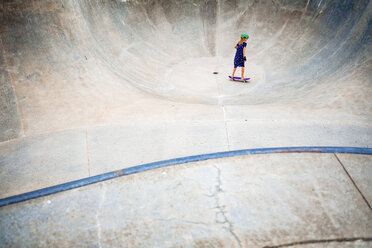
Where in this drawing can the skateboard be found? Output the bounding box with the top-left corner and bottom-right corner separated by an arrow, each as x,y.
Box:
229,76 -> 250,83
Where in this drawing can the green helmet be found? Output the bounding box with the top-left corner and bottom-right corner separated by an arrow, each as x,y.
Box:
241,33 -> 249,39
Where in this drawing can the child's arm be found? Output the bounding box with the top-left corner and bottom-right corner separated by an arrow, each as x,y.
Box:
234,45 -> 237,49
243,46 -> 246,56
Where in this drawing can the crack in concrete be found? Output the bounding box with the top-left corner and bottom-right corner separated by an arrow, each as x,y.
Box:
212,164 -> 242,248
85,129 -> 91,177
262,237 -> 372,247
334,153 -> 372,211
156,218 -> 210,226
96,184 -> 107,248
222,106 -> 231,151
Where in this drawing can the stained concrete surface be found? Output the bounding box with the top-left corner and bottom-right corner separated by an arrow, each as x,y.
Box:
0,0 -> 372,247
337,154 -> 372,206
0,154 -> 371,247
0,41 -> 23,141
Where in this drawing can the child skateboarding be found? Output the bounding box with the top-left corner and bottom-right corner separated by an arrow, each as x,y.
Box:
230,33 -> 249,82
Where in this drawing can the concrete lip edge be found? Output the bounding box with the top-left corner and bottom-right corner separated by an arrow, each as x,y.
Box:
1,146 -> 371,208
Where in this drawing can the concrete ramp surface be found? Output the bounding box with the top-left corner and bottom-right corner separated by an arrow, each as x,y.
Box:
0,0 -> 372,247
1,0 -> 371,138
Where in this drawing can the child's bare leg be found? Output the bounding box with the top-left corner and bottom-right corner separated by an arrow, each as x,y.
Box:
241,67 -> 245,79
232,68 -> 237,78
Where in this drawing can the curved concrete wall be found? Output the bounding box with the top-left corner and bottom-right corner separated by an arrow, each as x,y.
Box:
1,2 -> 371,245
1,0 -> 371,142
78,0 -> 372,103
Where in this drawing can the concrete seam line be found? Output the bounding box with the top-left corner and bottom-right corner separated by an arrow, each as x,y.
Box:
222,106 -> 231,151
85,129 -> 91,177
334,153 -> 372,211
0,146 -> 371,208
262,237 -> 372,248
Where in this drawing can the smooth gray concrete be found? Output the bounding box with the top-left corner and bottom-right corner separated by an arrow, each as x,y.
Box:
0,129 -> 88,198
87,122 -> 229,175
1,154 -> 371,247
226,121 -> 372,150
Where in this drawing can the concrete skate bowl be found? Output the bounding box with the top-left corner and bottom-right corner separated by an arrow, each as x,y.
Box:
1,0 -> 371,109
1,1 -> 372,246
1,0 -> 372,181
74,0 -> 372,105
1,0 -> 372,193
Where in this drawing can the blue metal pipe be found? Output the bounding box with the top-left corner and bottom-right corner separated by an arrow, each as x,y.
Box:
1,146 -> 371,208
